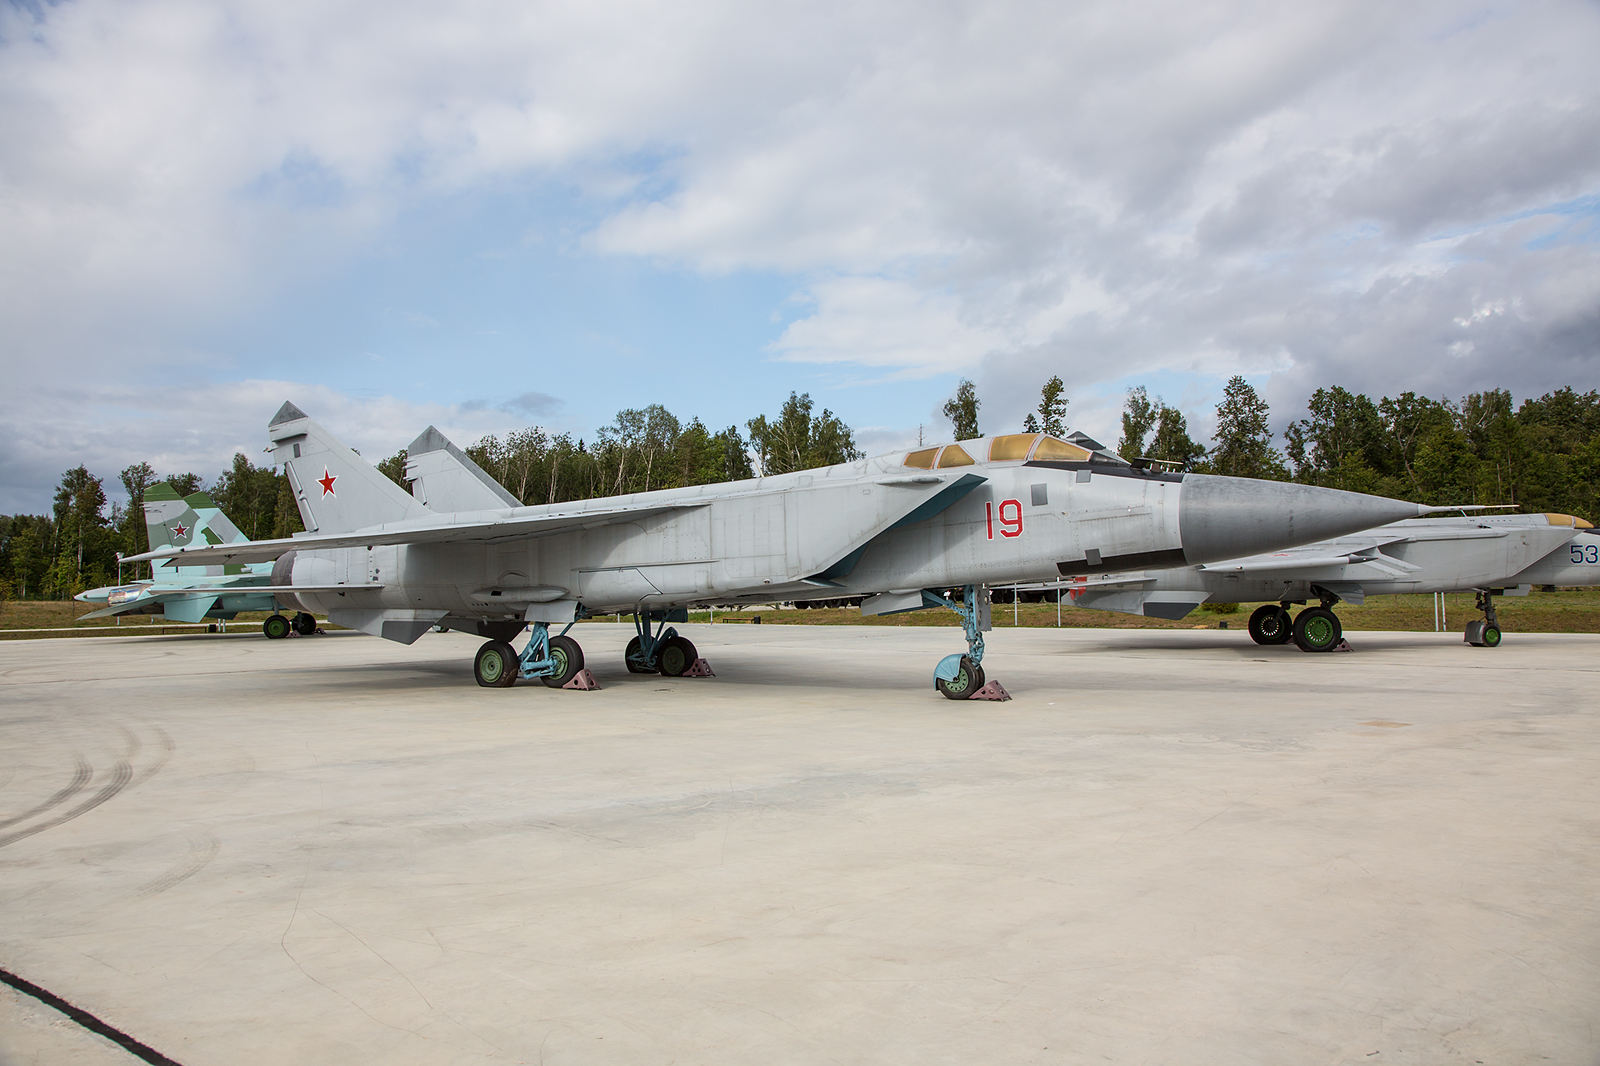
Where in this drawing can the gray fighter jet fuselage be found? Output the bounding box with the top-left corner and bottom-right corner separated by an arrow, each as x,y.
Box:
129,402 -> 1457,698
1059,511 -> 1598,650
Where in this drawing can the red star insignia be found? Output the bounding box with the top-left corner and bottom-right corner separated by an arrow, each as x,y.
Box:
171,522 -> 189,539
317,468 -> 337,497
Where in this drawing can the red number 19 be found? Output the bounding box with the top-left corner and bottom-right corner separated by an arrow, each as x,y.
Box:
986,500 -> 1023,539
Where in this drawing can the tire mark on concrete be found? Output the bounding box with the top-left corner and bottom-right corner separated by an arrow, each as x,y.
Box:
136,832 -> 219,898
131,727 -> 174,787
0,759 -> 132,848
0,754 -> 91,830
0,721 -> 170,848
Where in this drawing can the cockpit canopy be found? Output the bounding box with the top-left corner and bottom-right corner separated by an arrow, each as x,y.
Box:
903,432 -> 1130,469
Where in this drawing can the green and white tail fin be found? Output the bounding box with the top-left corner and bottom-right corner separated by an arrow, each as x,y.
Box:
268,401 -> 430,534
142,483 -> 251,577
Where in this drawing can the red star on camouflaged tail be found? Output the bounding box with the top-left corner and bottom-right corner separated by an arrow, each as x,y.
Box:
317,468 -> 337,497
170,522 -> 189,539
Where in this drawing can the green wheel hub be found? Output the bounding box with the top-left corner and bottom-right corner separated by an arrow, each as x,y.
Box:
480,651 -> 506,683
1302,615 -> 1335,648
660,644 -> 687,676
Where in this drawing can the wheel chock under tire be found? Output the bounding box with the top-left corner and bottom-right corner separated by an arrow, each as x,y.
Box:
969,679 -> 1012,701
561,669 -> 601,690
1331,639 -> 1353,652
683,658 -> 716,677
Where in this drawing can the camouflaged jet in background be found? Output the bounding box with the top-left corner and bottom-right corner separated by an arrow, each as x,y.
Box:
128,402 -> 1467,699
1054,509 -> 1599,650
76,483 -> 320,638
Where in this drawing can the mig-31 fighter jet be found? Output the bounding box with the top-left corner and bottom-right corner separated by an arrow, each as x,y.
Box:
1058,510 -> 1598,650
127,402 -> 1465,699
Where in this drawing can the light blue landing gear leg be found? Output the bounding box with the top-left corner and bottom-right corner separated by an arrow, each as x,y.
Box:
516,621 -> 591,689
929,585 -> 1009,701
626,608 -> 702,678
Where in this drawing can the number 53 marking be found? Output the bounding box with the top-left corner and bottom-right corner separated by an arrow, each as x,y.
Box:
1572,543 -> 1600,564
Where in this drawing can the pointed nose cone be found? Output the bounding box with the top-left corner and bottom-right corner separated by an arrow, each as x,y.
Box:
1178,474 -> 1423,565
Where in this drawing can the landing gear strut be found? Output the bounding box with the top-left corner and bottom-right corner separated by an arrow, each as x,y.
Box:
930,585 -> 1009,701
473,622 -> 590,688
625,610 -> 699,677
1464,590 -> 1504,648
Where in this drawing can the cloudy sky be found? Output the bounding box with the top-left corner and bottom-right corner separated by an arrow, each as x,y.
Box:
2,0 -> 1597,512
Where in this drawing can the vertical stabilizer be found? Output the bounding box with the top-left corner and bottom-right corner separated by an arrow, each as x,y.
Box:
268,402 -> 430,533
184,492 -> 247,545
143,484 -> 248,578
143,483 -> 197,552
405,425 -> 521,512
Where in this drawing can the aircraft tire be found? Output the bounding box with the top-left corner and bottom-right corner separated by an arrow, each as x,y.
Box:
658,636 -> 698,677
1248,605 -> 1293,645
292,612 -> 317,636
263,614 -> 291,640
936,657 -> 984,700
624,636 -> 656,673
541,636 -> 585,688
474,640 -> 519,688
1482,624 -> 1502,647
1292,607 -> 1342,653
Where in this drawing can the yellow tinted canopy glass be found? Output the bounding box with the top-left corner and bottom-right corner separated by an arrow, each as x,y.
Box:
1032,436 -> 1093,461
903,447 -> 939,469
936,444 -> 975,468
988,434 -> 1040,461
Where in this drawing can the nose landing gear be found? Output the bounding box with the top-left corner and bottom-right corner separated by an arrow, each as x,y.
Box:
1464,590 -> 1504,647
930,585 -> 1011,701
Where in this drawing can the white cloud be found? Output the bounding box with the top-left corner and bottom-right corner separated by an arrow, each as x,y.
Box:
2,0 -> 1598,508
767,278 -> 1004,378
0,380 -> 525,512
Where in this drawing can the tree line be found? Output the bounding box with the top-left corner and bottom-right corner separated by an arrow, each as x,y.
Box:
4,381 -> 1595,602
0,391 -> 862,600
949,375 -> 1600,519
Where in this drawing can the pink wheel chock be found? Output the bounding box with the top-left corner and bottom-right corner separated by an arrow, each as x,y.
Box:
562,669 -> 601,690
970,680 -> 1011,701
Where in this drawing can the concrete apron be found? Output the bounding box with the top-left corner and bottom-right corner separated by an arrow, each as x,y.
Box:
1,625 -> 1597,1065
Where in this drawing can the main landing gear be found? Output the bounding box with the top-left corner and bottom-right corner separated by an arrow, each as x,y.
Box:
263,612 -> 319,639
929,585 -> 1010,701
1247,600 -> 1345,653
624,609 -> 706,677
472,608 -> 714,689
1464,590 -> 1503,648
474,621 -> 592,689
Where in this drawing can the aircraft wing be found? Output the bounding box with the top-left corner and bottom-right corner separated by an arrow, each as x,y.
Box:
123,503 -> 696,567
1198,532 -> 1431,575
76,583 -> 385,619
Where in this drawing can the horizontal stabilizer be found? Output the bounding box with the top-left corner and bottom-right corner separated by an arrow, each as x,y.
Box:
327,608 -> 448,644
124,504 -> 698,567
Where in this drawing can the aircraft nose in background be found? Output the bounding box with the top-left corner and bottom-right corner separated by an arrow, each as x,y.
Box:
1178,474 -> 1423,564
